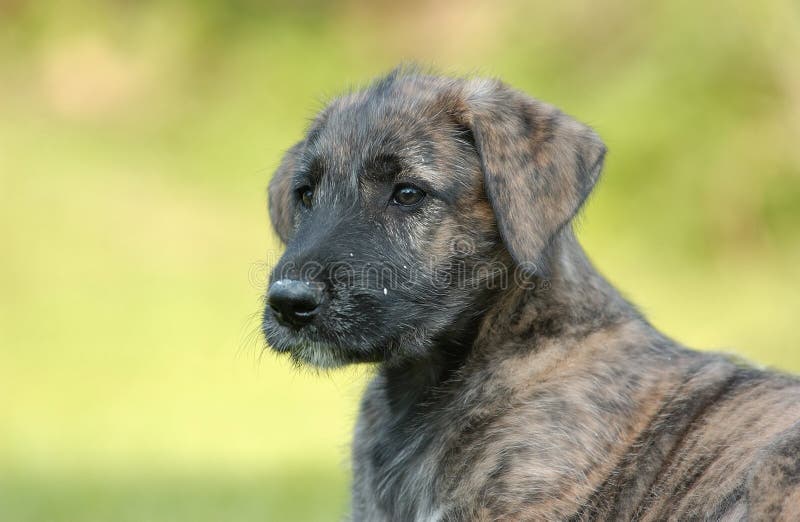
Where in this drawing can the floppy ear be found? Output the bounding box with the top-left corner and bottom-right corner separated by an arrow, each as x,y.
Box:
454,79 -> 606,268
268,142 -> 304,244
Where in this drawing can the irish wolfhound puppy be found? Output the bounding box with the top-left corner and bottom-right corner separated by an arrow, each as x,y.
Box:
262,67 -> 800,521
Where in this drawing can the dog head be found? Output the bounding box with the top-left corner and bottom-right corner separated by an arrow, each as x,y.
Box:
262,68 -> 605,368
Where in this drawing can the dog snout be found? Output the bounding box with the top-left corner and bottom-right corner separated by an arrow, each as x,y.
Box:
268,279 -> 323,329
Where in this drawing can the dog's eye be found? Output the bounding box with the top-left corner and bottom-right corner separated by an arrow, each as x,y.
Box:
391,184 -> 425,207
297,186 -> 314,209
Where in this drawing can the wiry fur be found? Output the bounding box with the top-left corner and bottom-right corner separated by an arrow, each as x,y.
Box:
263,67 -> 800,521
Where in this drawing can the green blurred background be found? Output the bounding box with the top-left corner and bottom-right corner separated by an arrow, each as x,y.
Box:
1,1 -> 799,520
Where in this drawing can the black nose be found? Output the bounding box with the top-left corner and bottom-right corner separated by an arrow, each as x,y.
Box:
268,279 -> 323,328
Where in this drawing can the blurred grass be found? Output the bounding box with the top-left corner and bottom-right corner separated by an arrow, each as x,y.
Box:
1,0 -> 799,520
0,468 -> 348,522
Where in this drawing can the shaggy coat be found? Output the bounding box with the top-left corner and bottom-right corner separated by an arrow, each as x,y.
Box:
263,68 -> 800,521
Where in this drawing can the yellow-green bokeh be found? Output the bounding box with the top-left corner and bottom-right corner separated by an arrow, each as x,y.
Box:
1,1 -> 799,520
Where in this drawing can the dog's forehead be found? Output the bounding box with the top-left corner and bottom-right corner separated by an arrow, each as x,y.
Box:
314,86 -> 437,155
304,79 -> 461,190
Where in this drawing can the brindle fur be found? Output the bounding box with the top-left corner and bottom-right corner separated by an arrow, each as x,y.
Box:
263,67 -> 800,521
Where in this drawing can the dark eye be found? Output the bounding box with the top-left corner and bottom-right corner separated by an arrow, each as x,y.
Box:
391,184 -> 426,207
297,186 -> 314,208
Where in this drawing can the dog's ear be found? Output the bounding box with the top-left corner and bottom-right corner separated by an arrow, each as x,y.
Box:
268,141 -> 304,244
450,79 -> 606,268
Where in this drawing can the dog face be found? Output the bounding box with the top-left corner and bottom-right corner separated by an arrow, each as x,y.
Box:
262,69 -> 606,368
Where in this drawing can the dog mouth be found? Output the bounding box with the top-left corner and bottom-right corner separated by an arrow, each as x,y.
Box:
261,313 -> 318,352
261,311 -> 356,368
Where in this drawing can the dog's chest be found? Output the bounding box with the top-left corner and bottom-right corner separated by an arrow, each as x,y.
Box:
349,352 -> 668,521
351,383 -> 455,521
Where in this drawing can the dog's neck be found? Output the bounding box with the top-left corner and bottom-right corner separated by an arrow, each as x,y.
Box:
480,228 -> 640,343
380,228 -> 642,412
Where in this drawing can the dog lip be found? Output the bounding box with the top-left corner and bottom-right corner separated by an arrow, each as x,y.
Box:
263,318 -> 312,353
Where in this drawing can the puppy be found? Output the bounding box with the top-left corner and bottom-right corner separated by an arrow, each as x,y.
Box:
263,67 -> 800,521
